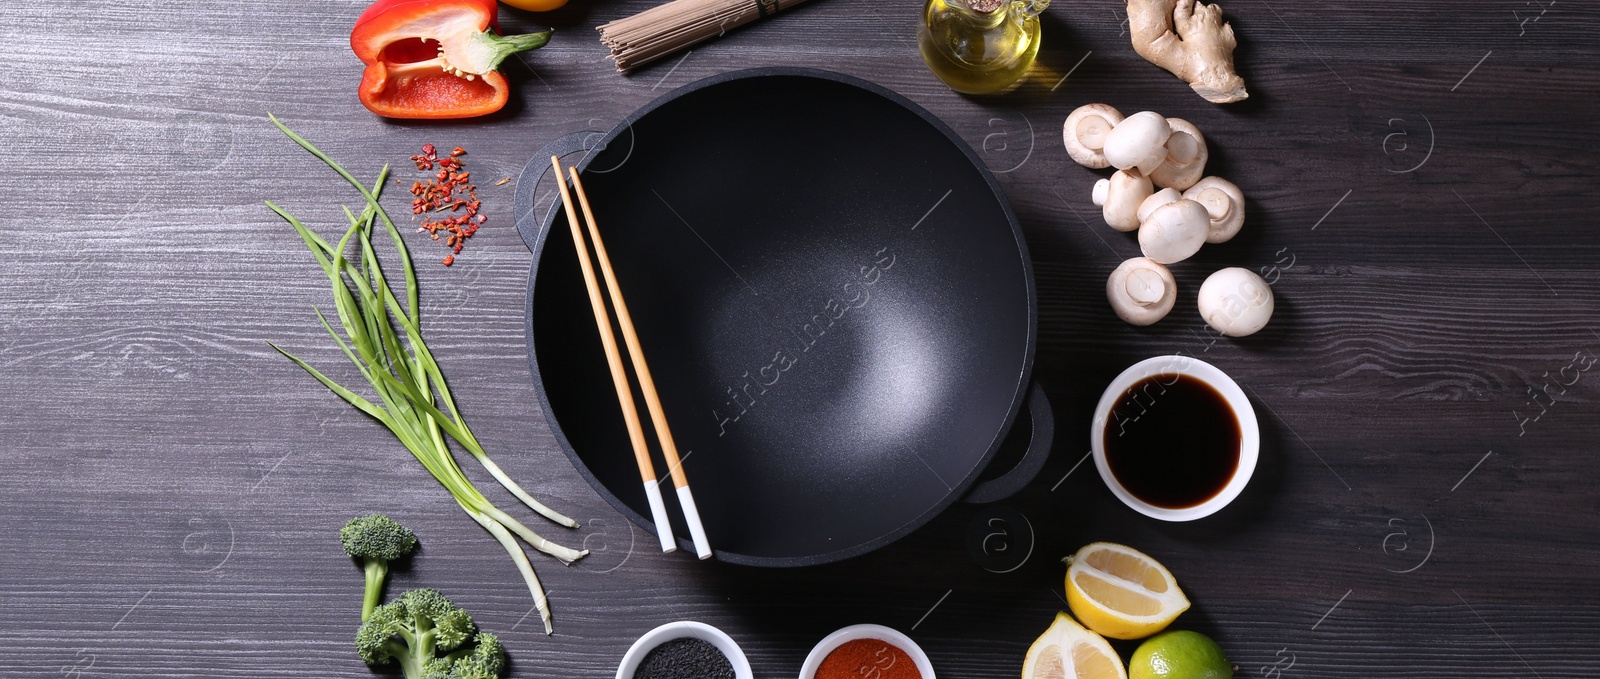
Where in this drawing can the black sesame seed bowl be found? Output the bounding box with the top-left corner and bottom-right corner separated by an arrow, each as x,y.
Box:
616,621 -> 753,679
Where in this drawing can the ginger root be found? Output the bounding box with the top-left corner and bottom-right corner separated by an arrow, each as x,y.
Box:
1128,0 -> 1248,104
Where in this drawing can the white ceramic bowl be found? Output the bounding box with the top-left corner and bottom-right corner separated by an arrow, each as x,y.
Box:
616,621 -> 753,679
1089,355 -> 1259,521
798,624 -> 935,679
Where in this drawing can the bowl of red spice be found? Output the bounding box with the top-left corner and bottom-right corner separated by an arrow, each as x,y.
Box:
799,624 -> 935,679
616,620 -> 753,679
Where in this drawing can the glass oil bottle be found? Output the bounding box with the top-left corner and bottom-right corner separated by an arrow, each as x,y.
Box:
918,0 -> 1049,95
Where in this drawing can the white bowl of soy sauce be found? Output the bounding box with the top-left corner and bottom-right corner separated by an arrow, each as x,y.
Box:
1090,355 -> 1259,521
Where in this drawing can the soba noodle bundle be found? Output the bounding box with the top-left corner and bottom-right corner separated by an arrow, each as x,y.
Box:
598,0 -> 813,71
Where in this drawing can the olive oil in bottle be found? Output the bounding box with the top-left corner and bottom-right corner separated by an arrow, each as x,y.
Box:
918,0 -> 1049,95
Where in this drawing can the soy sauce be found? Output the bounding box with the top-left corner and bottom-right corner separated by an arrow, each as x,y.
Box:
1104,373 -> 1240,509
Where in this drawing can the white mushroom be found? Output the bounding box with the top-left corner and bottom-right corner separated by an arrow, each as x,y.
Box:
1106,257 -> 1177,326
1063,104 -> 1125,169
1102,112 -> 1171,176
1182,176 -> 1245,243
1137,187 -> 1183,223
1137,199 -> 1210,264
1091,170 -> 1153,232
1197,267 -> 1274,337
1148,118 -> 1208,190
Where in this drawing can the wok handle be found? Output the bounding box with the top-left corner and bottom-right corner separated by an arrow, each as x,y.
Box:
512,130 -> 606,253
962,381 -> 1054,504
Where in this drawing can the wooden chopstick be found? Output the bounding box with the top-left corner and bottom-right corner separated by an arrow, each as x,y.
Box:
567,166 -> 713,561
550,156 -> 678,555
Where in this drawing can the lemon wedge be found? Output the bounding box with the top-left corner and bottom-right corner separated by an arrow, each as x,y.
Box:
1064,542 -> 1190,640
1022,611 -> 1128,679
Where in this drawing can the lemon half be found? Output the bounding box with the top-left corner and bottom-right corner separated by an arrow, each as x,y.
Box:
1022,611 -> 1127,679
1065,542 -> 1191,640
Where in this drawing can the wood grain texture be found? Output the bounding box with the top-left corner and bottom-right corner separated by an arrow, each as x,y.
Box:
2,0 -> 1598,676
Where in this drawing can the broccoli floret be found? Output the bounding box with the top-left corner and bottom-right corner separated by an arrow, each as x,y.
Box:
357,589 -> 503,679
450,633 -> 507,679
341,513 -> 418,621
422,633 -> 506,679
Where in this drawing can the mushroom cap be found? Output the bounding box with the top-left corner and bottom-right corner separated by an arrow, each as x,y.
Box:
1103,112 -> 1172,176
1197,267 -> 1275,337
1137,199 -> 1210,263
1106,257 -> 1177,326
1148,118 -> 1208,190
1137,187 -> 1183,223
1063,104 -> 1125,169
1101,170 -> 1153,232
1183,176 -> 1246,243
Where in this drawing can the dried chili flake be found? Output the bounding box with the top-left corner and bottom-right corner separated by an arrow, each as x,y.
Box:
409,142 -> 485,265
410,143 -> 440,170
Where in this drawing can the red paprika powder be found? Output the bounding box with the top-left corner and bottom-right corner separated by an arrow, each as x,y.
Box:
816,638 -> 921,679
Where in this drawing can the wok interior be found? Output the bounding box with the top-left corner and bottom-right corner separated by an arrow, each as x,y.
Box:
532,75 -> 1031,563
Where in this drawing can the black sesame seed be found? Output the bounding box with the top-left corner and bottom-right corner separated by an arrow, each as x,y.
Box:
633,637 -> 735,679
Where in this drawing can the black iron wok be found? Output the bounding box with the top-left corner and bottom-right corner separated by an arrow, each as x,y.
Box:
513,68 -> 1051,567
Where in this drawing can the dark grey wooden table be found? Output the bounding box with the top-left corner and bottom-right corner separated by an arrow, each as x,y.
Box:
4,0 -> 1597,676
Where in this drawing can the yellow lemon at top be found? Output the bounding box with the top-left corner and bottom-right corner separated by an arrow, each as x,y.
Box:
1064,542 -> 1190,640
499,0 -> 569,12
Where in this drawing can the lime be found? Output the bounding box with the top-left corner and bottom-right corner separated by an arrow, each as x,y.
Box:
1130,630 -> 1233,679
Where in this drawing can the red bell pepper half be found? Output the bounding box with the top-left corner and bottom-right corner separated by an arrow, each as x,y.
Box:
350,0 -> 551,119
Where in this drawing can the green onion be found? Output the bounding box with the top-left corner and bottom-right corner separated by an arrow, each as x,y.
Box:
265,114 -> 585,635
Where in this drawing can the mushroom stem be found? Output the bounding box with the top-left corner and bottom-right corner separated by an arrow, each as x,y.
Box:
1064,104 -> 1126,169
1149,118 -> 1208,190
1079,117 -> 1113,151
1126,268 -> 1168,305
1168,132 -> 1200,164
1194,187 -> 1233,220
1182,176 -> 1245,243
1107,257 -> 1178,326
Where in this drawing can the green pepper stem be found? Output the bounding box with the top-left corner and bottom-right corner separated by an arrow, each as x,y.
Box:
478,30 -> 552,71
443,29 -> 553,76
